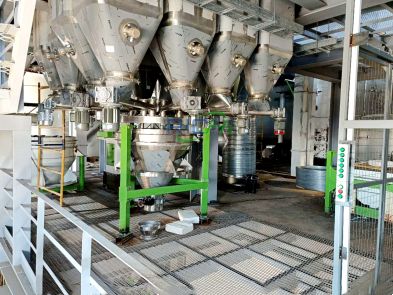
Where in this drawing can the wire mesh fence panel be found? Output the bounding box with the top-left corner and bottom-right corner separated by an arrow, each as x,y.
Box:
346,128 -> 393,293
355,59 -> 389,120
344,55 -> 393,292
327,40 -> 393,293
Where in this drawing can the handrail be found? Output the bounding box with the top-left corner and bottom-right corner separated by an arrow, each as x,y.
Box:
19,180 -> 190,295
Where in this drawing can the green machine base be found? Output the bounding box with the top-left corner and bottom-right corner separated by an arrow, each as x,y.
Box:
118,123 -> 211,235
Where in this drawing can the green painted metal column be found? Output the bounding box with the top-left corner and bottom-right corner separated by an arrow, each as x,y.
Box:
325,151 -> 337,214
119,123 -> 133,234
200,127 -> 211,219
78,155 -> 85,191
106,143 -> 115,166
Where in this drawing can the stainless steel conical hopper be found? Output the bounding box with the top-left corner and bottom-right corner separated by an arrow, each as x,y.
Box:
33,9 -> 62,91
132,127 -> 192,188
50,36 -> 81,92
50,15 -> 104,85
72,0 -> 163,87
244,30 -> 293,105
150,0 -> 216,107
203,16 -> 257,110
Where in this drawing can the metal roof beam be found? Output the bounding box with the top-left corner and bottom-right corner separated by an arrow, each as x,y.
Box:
296,0 -> 392,25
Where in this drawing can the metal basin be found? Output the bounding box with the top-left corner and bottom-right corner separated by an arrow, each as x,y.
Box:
138,221 -> 161,241
136,171 -> 173,188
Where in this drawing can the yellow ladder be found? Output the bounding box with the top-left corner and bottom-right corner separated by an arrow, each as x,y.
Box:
36,87 -> 66,206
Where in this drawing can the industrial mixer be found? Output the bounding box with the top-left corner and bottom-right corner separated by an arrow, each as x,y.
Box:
31,0 -> 300,237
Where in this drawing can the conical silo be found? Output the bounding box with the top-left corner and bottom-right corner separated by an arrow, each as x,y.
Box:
33,9 -> 62,91
202,16 -> 257,110
72,0 -> 163,87
50,15 -> 104,85
50,36 -> 81,92
51,0 -> 164,131
150,0 -> 216,107
244,30 -> 293,103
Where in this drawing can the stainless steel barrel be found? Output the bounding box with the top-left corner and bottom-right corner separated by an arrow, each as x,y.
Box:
222,117 -> 256,184
296,166 -> 326,192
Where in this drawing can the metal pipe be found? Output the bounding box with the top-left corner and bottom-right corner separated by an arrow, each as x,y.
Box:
278,93 -> 285,143
120,101 -> 157,111
248,110 -> 275,116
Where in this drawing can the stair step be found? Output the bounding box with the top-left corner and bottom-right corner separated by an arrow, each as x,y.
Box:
0,262 -> 27,295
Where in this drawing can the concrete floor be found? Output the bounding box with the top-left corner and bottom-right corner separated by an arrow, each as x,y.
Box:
217,173 -> 334,241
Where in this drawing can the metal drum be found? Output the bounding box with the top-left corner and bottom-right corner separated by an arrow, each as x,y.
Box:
222,117 -> 256,184
296,166 -> 326,192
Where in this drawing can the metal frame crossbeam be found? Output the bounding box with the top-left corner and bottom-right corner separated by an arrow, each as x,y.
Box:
188,0 -> 303,35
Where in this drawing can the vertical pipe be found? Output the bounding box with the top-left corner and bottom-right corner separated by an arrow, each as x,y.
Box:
373,63 -> 393,291
200,127 -> 211,219
278,93 -> 285,143
208,127 -> 218,203
60,110 -> 65,207
37,83 -> 41,189
119,124 -> 132,234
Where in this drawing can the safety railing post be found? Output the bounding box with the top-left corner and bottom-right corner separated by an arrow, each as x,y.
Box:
81,231 -> 92,295
35,198 -> 45,295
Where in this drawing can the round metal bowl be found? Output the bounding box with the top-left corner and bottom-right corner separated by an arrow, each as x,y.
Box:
136,171 -> 174,188
138,221 -> 161,241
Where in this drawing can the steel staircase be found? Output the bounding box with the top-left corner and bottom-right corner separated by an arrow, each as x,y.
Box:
0,0 -> 36,113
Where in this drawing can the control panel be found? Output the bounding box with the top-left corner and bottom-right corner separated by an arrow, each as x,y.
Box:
335,143 -> 352,203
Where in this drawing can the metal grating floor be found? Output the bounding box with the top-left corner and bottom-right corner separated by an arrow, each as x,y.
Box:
40,211 -> 377,294
33,170 -> 380,294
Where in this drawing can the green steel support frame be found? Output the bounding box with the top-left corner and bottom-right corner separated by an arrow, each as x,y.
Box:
118,123 -> 211,234
78,155 -> 85,191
